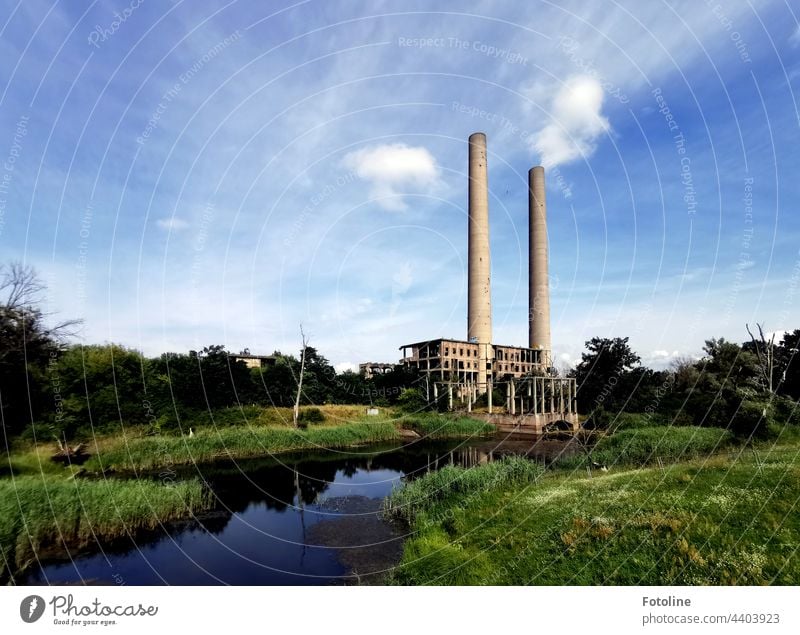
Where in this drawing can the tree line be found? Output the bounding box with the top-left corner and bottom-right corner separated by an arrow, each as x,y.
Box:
570,331 -> 800,438
0,264 -> 418,440
2,262 -> 798,441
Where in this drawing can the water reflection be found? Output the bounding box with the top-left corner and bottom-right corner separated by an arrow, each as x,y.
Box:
24,434 -> 577,585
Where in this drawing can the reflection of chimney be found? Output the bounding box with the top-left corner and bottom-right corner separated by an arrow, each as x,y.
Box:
467,132 -> 492,392
529,166 -> 552,367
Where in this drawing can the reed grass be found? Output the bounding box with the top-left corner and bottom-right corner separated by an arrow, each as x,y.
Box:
86,420 -> 402,472
85,414 -> 496,473
390,431 -> 800,585
401,413 -> 495,440
384,456 -> 544,525
590,426 -> 733,467
0,476 -> 211,583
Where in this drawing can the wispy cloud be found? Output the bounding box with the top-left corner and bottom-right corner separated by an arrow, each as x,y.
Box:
791,24 -> 800,47
342,143 -> 440,211
530,75 -> 610,167
156,217 -> 189,232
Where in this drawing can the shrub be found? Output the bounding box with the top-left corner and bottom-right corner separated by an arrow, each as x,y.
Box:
396,388 -> 428,413
473,388 -> 505,409
298,407 -> 325,424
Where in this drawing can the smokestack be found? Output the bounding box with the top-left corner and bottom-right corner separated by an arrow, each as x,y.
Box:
528,166 -> 552,368
468,132 -> 492,392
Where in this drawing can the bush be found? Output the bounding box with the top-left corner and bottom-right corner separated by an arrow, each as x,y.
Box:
298,407 -> 325,424
772,396 -> 800,426
396,388 -> 428,413
473,388 -> 505,409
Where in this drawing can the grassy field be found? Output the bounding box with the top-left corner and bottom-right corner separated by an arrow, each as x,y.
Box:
587,426 -> 733,468
197,404 -> 378,428
1,410 -> 496,476
76,411 -> 495,473
84,420 -> 402,472
387,427 -> 800,585
400,413 -> 495,440
0,475 -> 212,583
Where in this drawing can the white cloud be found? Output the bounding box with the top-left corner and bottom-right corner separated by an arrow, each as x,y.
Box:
791,25 -> 800,47
334,362 -> 358,374
342,143 -> 440,211
642,349 -> 683,369
156,217 -> 189,231
530,75 -> 610,168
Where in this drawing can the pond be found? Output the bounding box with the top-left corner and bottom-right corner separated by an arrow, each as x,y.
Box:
23,433 -> 578,585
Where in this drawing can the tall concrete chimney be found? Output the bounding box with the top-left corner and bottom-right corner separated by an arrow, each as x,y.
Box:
467,132 -> 492,392
528,166 -> 552,368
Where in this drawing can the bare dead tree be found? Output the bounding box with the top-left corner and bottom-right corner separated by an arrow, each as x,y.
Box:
746,322 -> 776,394
293,324 -> 308,428
1,262 -> 45,308
0,262 -> 82,346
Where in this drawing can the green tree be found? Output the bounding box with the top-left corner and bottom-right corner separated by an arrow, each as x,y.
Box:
254,353 -> 300,407
0,263 -> 78,438
53,344 -> 156,437
151,345 -> 255,412
571,336 -> 640,414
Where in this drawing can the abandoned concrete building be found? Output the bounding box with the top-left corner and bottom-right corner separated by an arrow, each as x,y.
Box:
396,133 -> 577,429
358,362 -> 395,379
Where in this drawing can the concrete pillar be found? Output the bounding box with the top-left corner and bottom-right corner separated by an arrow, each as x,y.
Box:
468,133 -> 492,394
533,376 -> 538,414
528,167 -> 552,368
510,380 -> 516,415
571,380 -> 576,414
488,379 -> 493,414
448,384 -> 453,410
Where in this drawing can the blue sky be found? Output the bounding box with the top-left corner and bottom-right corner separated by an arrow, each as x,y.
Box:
1,0 -> 799,372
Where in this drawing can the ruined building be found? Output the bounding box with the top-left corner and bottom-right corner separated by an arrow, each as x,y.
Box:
398,133 -> 577,426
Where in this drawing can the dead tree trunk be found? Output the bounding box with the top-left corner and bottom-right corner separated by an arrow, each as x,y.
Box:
746,322 -> 776,394
293,324 -> 308,428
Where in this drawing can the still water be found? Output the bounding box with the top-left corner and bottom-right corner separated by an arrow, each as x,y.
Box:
24,435 -> 576,585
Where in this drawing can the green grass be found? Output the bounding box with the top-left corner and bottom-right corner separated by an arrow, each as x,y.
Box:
384,456 -> 544,526
198,404 -> 377,428
400,413 -> 495,440
0,475 -> 211,583
590,426 -> 734,467
79,413 -> 495,473
1,445 -> 83,478
606,411 -> 676,431
85,420 -> 402,472
389,434 -> 800,585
